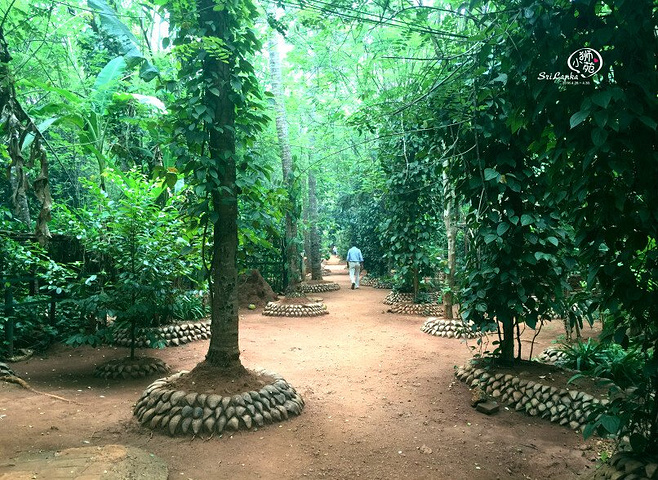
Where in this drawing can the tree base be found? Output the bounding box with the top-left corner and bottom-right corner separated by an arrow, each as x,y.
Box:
133,367 -> 304,436
94,357 -> 170,379
421,318 -> 486,339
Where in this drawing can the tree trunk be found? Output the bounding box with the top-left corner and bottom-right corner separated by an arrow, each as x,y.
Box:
1,27 -> 32,229
199,1 -> 241,369
499,313 -> 515,365
268,31 -> 300,292
309,172 -> 323,281
443,170 -> 456,320
302,191 -> 310,279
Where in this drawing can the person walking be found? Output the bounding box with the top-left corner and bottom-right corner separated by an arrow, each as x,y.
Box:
346,244 -> 364,289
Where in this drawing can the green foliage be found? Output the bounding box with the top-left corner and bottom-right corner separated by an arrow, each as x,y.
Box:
59,169 -> 199,356
0,234 -> 77,355
171,290 -> 208,321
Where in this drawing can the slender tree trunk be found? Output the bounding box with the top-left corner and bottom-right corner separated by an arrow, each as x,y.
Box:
268,31 -> 300,292
1,27 -> 32,229
309,172 -> 323,281
199,1 -> 241,369
443,170 -> 456,320
302,191 -> 310,279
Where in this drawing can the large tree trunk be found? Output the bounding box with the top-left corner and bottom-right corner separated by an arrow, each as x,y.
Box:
308,172 -> 323,281
199,1 -> 241,369
268,31 -> 300,293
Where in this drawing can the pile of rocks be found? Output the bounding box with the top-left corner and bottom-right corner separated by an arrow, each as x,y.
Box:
296,282 -> 340,294
262,301 -> 328,317
455,362 -> 605,432
113,320 -> 211,348
583,452 -> 658,480
134,370 -> 304,436
535,347 -> 569,365
384,291 -> 441,305
421,317 -> 486,339
94,357 -> 171,379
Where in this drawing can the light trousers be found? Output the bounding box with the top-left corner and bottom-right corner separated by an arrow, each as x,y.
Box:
348,261 -> 361,287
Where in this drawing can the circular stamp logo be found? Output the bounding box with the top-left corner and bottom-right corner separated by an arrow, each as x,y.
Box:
567,48 -> 603,78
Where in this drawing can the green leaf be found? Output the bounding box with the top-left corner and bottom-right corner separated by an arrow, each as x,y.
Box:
21,117 -> 61,152
93,57 -> 127,92
484,233 -> 497,244
87,0 -> 159,80
521,214 -> 533,226
582,422 -> 598,440
497,223 -> 510,236
113,93 -> 167,112
484,168 -> 499,181
591,128 -> 608,147
638,115 -> 657,130
547,236 -> 559,247
570,110 -> 589,129
591,91 -> 613,108
599,415 -> 620,434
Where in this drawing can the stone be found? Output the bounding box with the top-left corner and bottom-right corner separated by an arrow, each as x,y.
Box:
253,413 -> 264,427
270,408 -> 281,422
184,393 -> 198,407
181,417 -> 192,434
241,415 -> 253,429
170,391 -> 186,405
216,416 -> 227,433
226,417 -> 239,431
191,418 -> 203,435
206,394 -> 222,409
224,406 -> 235,419
476,401 -> 500,415
181,405 -> 194,418
168,414 -> 182,435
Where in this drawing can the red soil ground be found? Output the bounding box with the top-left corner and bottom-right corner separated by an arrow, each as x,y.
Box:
0,260 -> 604,479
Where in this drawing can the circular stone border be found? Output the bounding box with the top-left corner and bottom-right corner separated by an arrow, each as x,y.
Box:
421,317 -> 486,339
583,452 -> 658,480
0,362 -> 17,377
296,282 -> 341,294
262,301 -> 328,317
384,291 -> 441,305
360,276 -> 393,289
455,362 -> 606,432
133,369 -> 304,437
94,357 -> 171,379
113,320 -> 211,348
535,347 -> 569,365
387,302 -> 443,316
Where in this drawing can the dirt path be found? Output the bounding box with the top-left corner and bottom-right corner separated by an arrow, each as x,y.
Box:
0,263 -> 601,479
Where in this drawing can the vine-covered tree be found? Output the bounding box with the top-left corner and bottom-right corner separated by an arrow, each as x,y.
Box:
162,0 -> 266,369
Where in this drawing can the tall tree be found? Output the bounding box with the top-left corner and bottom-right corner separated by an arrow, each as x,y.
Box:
0,24 -> 52,244
308,171 -> 322,280
268,28 -> 301,292
164,0 -> 266,369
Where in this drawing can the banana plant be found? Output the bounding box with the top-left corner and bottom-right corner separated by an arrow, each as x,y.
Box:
22,0 -> 161,188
